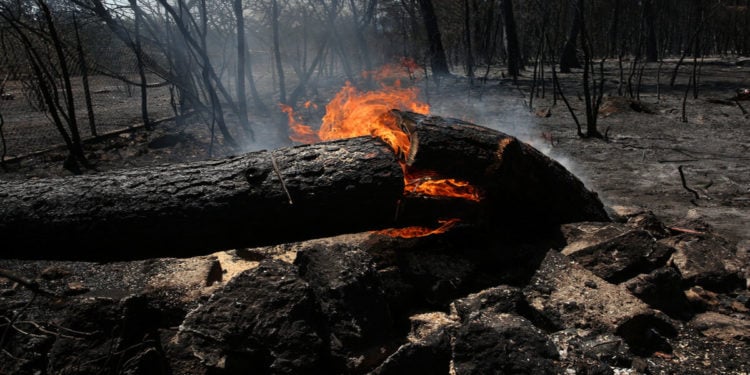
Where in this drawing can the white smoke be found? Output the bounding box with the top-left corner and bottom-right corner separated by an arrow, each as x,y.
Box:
426,81 -> 599,196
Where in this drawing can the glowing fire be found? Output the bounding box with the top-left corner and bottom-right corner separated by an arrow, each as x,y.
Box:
280,104 -> 318,143
285,77 -> 428,156
375,218 -> 461,238
282,60 -> 481,237
405,176 -> 480,202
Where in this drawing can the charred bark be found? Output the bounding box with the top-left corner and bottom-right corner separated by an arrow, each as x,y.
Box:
394,110 -> 610,230
0,138 -> 404,260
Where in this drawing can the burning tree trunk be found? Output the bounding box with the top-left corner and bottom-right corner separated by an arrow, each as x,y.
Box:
0,138 -> 403,260
0,113 -> 609,261
395,110 -> 609,229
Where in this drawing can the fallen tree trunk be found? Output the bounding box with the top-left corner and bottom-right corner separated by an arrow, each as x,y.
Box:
0,137 -> 404,260
1,113 -> 610,261
394,110 -> 610,230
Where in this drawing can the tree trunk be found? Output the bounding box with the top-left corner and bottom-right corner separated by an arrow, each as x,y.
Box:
38,0 -> 86,165
350,0 -> 376,87
500,0 -> 521,81
644,0 -> 658,62
245,47 -> 267,112
559,0 -> 583,73
233,0 -> 254,138
0,137 -> 404,260
271,0 -> 287,103
463,0 -> 474,84
2,8 -> 79,172
394,110 -> 610,229
129,0 -> 151,129
417,0 -> 450,77
72,14 -> 97,138
288,38 -> 329,106
608,0 -> 621,58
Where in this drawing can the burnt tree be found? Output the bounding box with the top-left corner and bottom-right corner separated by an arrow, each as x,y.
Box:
501,0 -> 522,80
417,0 -> 450,77
559,0 -> 583,73
129,0 -> 150,129
644,0 -> 659,62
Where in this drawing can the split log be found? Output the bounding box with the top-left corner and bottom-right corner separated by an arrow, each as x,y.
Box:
0,137 -> 404,260
393,110 -> 610,230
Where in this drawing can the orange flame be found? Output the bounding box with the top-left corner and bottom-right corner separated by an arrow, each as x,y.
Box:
282,61 -> 480,239
375,218 -> 461,238
316,81 -> 428,156
406,177 -> 481,202
287,61 -> 428,153
303,100 -> 318,110
280,103 -> 318,144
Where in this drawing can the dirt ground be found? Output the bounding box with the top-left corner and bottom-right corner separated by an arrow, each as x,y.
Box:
1,58 -> 748,249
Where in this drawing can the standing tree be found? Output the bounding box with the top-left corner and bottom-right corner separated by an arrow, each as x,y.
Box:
71,12 -> 97,137
579,0 -> 604,138
271,0 -> 287,104
1,0 -> 89,170
417,0 -> 450,77
559,0 -> 583,73
129,0 -> 150,129
463,0 -> 474,84
233,0 -> 253,137
501,0 -> 521,81
350,0 -> 378,87
644,0 -> 658,62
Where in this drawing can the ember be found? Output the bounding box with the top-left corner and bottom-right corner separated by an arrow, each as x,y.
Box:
375,218 -> 461,238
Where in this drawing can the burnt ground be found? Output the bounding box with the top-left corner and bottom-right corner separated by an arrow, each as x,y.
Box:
0,58 -> 749,374
426,58 -> 750,251
0,58 -> 748,246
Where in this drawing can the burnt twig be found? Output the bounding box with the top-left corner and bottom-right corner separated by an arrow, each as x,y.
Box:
0,295 -> 36,353
553,69 -> 583,137
678,165 -> 700,202
269,151 -> 293,205
735,99 -> 748,115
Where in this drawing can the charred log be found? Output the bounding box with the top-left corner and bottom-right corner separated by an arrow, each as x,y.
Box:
0,137 -> 404,260
1,114 -> 610,261
394,110 -> 610,230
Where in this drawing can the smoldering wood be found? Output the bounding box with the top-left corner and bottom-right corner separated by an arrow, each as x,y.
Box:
394,110 -> 610,229
0,137 -> 404,260
2,113 -> 611,261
